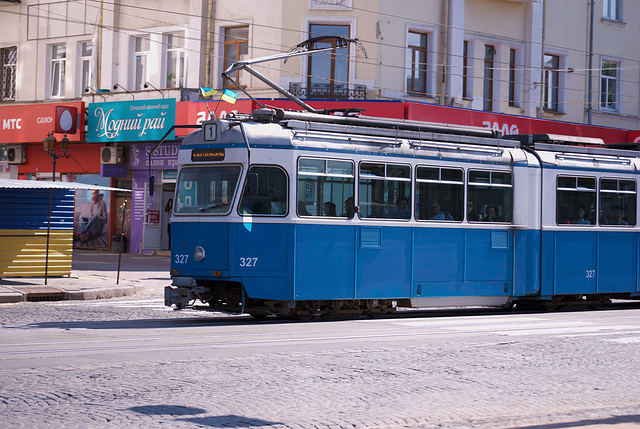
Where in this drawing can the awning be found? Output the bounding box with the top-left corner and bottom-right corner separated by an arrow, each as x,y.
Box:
0,178 -> 130,192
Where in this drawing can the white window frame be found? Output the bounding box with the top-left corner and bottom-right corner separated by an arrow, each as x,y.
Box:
131,34 -> 151,91
542,49 -> 569,114
600,58 -> 621,112
404,24 -> 437,97
164,31 -> 186,88
508,45 -> 524,108
603,0 -> 622,21
77,41 -> 93,97
49,43 -> 66,99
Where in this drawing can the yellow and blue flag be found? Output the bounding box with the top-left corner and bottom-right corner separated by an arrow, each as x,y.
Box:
200,87 -> 218,97
221,89 -> 238,104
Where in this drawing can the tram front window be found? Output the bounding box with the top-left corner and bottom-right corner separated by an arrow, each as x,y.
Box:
174,165 -> 241,214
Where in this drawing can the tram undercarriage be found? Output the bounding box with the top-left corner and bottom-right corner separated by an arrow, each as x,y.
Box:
165,280 -> 398,319
166,280 -> 637,319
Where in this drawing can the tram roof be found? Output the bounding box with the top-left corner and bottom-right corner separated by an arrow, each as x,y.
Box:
0,178 -> 130,192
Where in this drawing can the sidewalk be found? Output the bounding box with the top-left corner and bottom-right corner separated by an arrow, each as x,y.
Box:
0,250 -> 171,303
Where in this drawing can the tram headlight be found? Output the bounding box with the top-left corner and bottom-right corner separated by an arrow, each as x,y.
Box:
194,246 -> 206,262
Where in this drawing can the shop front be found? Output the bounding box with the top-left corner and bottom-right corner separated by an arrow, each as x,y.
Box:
87,98 -> 177,254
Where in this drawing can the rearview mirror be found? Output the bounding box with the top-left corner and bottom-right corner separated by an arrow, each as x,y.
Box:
246,173 -> 258,197
149,175 -> 155,196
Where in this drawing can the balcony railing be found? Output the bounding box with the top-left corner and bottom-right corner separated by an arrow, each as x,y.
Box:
289,82 -> 366,100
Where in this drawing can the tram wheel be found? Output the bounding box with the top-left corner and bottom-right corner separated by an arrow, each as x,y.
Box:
293,302 -> 315,320
540,299 -> 559,312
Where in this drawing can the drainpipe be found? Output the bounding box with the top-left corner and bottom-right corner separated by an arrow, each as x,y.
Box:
538,0 -> 546,118
438,0 -> 449,105
97,0 -> 103,87
588,0 -> 594,124
204,0 -> 215,88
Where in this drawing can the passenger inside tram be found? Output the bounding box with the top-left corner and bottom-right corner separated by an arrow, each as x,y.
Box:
391,197 -> 410,219
341,196 -> 354,218
323,201 -> 337,217
428,199 -> 454,221
483,205 -> 503,222
572,206 -> 591,225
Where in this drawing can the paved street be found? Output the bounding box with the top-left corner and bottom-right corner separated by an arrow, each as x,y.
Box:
1,288 -> 639,428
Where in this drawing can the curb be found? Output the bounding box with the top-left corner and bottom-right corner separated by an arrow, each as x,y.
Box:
64,286 -> 137,301
0,290 -> 24,304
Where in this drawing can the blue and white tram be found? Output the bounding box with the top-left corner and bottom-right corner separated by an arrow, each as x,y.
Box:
164,109 -> 640,318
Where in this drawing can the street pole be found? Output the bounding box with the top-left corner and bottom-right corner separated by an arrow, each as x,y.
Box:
117,199 -> 127,284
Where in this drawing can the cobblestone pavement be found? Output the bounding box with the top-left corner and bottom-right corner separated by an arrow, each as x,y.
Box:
1,299 -> 639,428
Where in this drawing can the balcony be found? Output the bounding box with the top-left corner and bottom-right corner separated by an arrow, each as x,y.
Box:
289,82 -> 366,100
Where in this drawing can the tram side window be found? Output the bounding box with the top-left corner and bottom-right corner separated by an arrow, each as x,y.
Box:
556,176 -> 596,225
359,162 -> 411,219
415,166 -> 463,221
175,165 -> 241,214
468,170 -> 513,222
238,166 -> 288,216
297,158 -> 354,217
600,178 -> 636,226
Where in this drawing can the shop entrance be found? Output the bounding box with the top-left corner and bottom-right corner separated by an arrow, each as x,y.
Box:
161,183 -> 175,250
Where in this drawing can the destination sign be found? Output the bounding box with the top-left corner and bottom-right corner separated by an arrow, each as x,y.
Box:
191,148 -> 225,162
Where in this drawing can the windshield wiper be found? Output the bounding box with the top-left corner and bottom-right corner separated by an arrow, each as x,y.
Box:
199,202 -> 229,212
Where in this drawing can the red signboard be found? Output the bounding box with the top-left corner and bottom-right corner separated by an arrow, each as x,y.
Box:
175,100 -> 254,136
146,209 -> 160,224
0,102 -> 85,143
405,102 -> 630,144
629,131 -> 640,144
175,99 -> 631,144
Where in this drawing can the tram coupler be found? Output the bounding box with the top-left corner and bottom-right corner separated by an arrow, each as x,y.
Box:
165,285 -> 205,309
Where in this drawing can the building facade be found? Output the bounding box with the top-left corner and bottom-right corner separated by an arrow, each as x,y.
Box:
0,0 -> 639,253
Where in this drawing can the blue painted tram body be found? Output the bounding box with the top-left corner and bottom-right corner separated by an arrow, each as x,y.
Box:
165,109 -> 640,317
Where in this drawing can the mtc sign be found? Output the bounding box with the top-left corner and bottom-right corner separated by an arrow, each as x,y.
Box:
0,102 -> 83,143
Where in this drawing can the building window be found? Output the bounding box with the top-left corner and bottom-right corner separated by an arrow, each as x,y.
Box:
600,60 -> 619,111
468,170 -> 512,223
50,44 -> 66,98
508,48 -> 516,107
223,26 -> 249,88
165,32 -> 185,88
80,41 -> 92,94
415,166 -> 463,222
133,35 -> 150,90
1,46 -> 16,101
543,54 -> 559,112
600,178 -> 636,226
297,158 -> 354,217
462,41 -> 469,100
483,45 -> 495,111
603,0 -> 621,21
307,24 -> 350,98
358,162 -> 411,220
406,30 -> 428,95
556,176 -> 596,226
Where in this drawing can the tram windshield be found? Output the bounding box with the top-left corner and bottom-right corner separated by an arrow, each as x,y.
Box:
174,165 -> 241,214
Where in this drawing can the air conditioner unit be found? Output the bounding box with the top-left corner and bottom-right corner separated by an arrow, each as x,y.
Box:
6,144 -> 26,164
100,146 -> 124,165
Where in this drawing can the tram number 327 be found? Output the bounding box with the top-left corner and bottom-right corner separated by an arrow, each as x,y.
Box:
586,269 -> 596,278
239,257 -> 258,267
